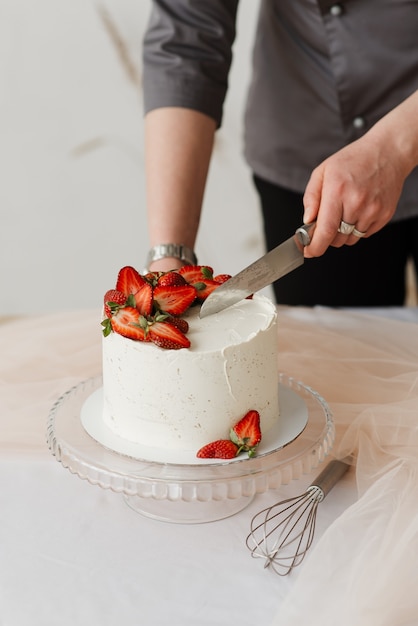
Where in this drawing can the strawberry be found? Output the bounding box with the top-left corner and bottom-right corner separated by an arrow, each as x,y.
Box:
164,315 -> 189,334
230,410 -> 261,457
196,440 -> 239,459
153,284 -> 197,315
214,274 -> 232,284
193,278 -> 220,301
178,265 -> 214,285
143,271 -> 162,286
157,271 -> 187,287
116,266 -> 146,296
133,282 -> 153,316
110,306 -> 146,341
177,265 -> 219,300
103,289 -> 127,318
147,320 -> 190,350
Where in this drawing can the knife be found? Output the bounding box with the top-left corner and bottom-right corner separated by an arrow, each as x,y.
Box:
199,222 -> 316,318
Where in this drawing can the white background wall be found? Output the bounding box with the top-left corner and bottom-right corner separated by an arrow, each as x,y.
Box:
0,0 -> 269,315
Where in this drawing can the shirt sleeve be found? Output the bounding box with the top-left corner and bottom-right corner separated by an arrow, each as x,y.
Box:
142,0 -> 239,127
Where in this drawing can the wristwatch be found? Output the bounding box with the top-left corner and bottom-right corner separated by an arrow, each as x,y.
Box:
145,244 -> 198,270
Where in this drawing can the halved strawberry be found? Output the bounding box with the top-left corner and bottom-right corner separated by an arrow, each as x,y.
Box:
157,271 -> 187,287
153,284 -> 197,316
116,266 -> 146,296
196,440 -> 239,459
110,306 -> 146,341
133,282 -> 153,316
164,315 -> 189,334
230,410 -> 261,457
147,320 -> 190,350
193,278 -> 220,301
103,289 -> 127,318
178,265 -> 214,285
214,274 -> 232,284
143,271 -> 162,287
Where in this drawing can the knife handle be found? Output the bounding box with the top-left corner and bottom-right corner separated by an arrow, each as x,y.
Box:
295,221 -> 316,247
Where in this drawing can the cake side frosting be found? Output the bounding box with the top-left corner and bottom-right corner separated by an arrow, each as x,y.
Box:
102,295 -> 279,451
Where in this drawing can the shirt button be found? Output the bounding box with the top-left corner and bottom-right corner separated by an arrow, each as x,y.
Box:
352,116 -> 366,129
330,4 -> 343,16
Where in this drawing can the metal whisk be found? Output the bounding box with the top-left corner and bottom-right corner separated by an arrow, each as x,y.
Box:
246,459 -> 349,576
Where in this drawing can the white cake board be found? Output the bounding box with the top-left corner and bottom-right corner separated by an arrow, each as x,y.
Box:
80,384 -> 308,465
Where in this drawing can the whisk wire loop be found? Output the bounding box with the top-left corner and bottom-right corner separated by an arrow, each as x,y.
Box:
247,490 -> 322,575
246,460 -> 350,576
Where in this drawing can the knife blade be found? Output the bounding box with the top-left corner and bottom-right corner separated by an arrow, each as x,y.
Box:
199,222 -> 316,318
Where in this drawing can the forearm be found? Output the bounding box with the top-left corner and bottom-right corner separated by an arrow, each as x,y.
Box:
145,107 -> 216,271
366,89 -> 418,177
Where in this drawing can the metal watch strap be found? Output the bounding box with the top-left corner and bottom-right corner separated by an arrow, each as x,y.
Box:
145,244 -> 198,269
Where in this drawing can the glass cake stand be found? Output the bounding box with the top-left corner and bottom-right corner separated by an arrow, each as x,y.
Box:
47,373 -> 334,524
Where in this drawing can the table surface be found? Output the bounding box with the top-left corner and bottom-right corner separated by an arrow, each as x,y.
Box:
1,306 -> 418,626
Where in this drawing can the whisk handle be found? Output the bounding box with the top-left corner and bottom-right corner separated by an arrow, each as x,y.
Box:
309,460 -> 350,499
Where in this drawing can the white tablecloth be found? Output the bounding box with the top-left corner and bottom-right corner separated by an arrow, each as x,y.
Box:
1,306 -> 418,626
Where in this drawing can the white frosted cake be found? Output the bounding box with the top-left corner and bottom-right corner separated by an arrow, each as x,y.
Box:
100,266 -> 279,455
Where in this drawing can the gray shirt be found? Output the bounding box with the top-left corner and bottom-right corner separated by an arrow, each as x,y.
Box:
143,0 -> 418,221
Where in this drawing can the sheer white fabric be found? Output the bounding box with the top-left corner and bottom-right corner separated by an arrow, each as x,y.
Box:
0,311 -> 101,455
272,307 -> 418,625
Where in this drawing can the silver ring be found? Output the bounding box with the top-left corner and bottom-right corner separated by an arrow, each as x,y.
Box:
352,228 -> 367,238
337,220 -> 355,235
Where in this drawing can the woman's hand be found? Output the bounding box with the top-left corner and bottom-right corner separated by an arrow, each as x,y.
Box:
303,90 -> 418,257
